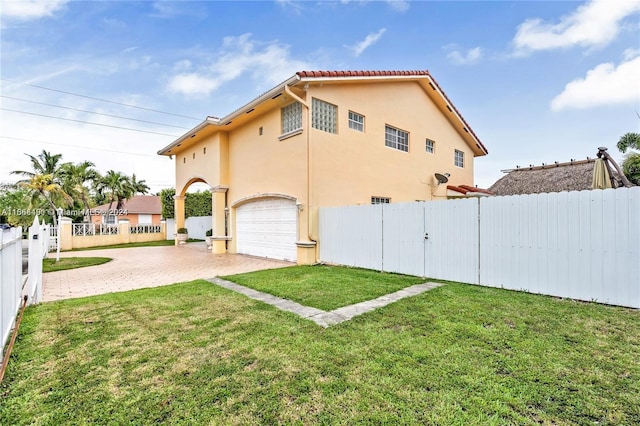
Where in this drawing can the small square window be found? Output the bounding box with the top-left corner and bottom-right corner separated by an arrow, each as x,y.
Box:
348,111 -> 365,132
371,196 -> 390,204
455,149 -> 465,168
425,139 -> 435,154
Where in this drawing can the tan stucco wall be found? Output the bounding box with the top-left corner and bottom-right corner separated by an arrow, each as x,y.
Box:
170,80 -> 479,262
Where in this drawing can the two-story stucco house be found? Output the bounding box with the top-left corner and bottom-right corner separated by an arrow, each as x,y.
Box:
158,70 -> 488,264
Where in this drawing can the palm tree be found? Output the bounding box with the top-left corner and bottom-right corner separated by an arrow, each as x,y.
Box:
96,170 -> 130,224
18,174 -> 72,227
59,161 -> 99,222
11,150 -> 72,225
617,132 -> 640,185
12,150 -> 68,179
130,173 -> 150,196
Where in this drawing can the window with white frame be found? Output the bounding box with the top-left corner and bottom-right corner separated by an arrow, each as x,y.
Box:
425,139 -> 435,153
348,111 -> 364,132
312,98 -> 337,134
281,102 -> 302,134
371,196 -> 391,204
385,125 -> 409,152
454,149 -> 465,168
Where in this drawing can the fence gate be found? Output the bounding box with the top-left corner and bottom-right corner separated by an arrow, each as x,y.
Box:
320,199 -> 479,282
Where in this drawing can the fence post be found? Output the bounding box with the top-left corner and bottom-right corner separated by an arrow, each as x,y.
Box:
27,216 -> 43,305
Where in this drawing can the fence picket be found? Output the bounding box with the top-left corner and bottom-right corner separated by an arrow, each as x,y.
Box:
319,187 -> 640,308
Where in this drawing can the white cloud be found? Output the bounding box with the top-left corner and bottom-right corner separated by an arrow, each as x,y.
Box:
167,34 -> 312,97
346,28 -> 387,57
551,55 -> 640,111
385,0 -> 410,12
447,47 -> 483,65
0,0 -> 68,20
513,0 -> 640,54
167,73 -> 220,97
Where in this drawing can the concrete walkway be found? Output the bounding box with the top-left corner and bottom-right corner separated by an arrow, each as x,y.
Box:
208,277 -> 442,328
43,242 -> 292,302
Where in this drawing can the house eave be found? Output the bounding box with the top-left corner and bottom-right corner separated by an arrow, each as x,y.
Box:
157,116 -> 219,156
157,74 -> 301,156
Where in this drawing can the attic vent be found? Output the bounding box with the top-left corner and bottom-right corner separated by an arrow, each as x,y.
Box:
428,82 -> 436,90
463,127 -> 469,133
446,105 -> 452,112
246,108 -> 255,114
271,93 -> 282,99
225,121 -> 232,125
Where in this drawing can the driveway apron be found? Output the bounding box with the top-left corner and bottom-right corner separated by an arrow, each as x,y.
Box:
42,242 -> 293,302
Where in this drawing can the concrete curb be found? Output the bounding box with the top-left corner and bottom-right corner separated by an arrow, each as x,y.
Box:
207,277 -> 443,328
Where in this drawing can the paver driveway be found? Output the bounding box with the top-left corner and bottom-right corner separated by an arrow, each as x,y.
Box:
43,242 -> 293,302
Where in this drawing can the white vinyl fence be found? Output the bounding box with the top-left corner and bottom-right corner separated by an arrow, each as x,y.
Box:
1,226 -> 22,360
166,216 -> 212,240
319,187 -> 640,309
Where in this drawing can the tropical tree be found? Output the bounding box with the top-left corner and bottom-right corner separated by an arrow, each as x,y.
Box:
96,170 -> 131,223
59,161 -> 100,222
18,174 -> 72,227
0,184 -> 32,227
11,150 -> 72,226
617,132 -> 640,185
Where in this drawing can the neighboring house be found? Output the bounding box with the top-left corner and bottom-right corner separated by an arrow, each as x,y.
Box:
488,158 -> 621,196
90,195 -> 162,225
157,70 -> 488,264
446,185 -> 493,198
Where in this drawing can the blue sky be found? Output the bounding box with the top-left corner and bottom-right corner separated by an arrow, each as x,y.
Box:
1,0 -> 639,193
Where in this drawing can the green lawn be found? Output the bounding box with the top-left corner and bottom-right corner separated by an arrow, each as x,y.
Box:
222,265 -> 428,310
1,266 -> 638,425
43,257 -> 112,272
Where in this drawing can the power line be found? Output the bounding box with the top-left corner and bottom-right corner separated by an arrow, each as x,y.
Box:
0,136 -> 158,157
0,107 -> 181,137
0,77 -> 202,121
1,95 -> 191,130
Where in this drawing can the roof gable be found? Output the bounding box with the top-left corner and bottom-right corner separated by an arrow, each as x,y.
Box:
158,70 -> 487,157
93,195 -> 161,214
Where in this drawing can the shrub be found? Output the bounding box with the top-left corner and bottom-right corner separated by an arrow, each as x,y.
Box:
205,229 -> 213,237
177,228 -> 188,234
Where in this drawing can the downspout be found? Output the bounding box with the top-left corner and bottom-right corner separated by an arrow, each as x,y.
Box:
284,85 -> 317,245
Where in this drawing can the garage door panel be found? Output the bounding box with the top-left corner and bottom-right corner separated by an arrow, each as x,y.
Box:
236,198 -> 297,262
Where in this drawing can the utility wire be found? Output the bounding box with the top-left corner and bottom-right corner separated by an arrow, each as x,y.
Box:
0,77 -> 202,121
0,136 -> 158,157
0,107 -> 181,137
1,95 -> 191,130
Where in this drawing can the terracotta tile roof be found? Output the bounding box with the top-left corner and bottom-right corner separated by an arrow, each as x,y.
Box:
296,70 -> 431,78
447,185 -> 493,195
93,195 -> 161,214
296,70 -> 487,155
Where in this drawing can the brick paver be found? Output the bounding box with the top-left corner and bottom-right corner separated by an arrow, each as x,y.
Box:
43,242 -> 293,302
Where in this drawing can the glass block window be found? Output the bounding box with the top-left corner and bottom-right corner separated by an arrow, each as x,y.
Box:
312,98 -> 337,134
371,196 -> 391,204
385,125 -> 409,152
348,111 -> 365,132
281,102 -> 302,134
455,149 -> 465,168
425,139 -> 435,153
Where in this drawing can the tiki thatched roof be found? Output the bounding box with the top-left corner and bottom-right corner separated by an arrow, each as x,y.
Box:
489,159 -> 600,196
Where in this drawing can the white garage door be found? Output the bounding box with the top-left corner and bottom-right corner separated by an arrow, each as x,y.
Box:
236,198 -> 297,262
